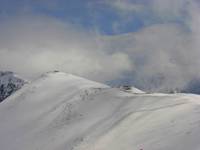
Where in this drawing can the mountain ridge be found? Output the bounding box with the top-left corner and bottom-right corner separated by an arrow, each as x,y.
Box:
0,71 -> 200,150
0,71 -> 26,102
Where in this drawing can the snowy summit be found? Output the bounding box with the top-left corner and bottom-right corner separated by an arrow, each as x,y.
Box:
0,71 -> 200,150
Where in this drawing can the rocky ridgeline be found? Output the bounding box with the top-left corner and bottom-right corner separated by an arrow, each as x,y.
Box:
0,71 -> 26,102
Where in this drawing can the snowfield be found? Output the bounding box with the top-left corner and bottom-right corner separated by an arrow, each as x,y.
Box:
0,72 -> 200,150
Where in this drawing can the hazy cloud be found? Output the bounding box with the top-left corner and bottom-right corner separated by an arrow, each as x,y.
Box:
105,24 -> 200,91
0,15 -> 132,82
103,0 -> 145,13
1,0 -> 200,92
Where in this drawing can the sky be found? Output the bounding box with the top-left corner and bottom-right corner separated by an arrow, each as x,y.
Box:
0,0 -> 200,92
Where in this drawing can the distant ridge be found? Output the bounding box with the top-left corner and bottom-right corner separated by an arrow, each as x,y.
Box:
0,71 -> 26,102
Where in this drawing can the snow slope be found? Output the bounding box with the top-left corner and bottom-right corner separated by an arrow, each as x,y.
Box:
0,72 -> 200,150
0,71 -> 26,102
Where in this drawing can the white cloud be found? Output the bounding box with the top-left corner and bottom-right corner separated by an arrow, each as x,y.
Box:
105,0 -> 144,13
151,0 -> 189,18
0,15 -> 133,82
103,0 -> 189,18
105,20 -> 200,91
1,0 -> 200,92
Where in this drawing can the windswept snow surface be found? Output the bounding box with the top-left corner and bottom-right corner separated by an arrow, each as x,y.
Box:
0,72 -> 200,150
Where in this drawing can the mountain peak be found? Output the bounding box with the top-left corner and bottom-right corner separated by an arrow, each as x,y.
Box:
0,71 -> 200,150
37,70 -> 109,90
0,71 -> 14,76
0,71 -> 26,102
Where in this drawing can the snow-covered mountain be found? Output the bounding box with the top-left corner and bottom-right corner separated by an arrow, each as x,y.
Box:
0,71 -> 200,150
119,85 -> 145,94
0,71 -> 26,102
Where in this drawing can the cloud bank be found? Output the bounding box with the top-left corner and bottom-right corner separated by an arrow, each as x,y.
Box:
0,15 -> 132,82
1,0 -> 200,92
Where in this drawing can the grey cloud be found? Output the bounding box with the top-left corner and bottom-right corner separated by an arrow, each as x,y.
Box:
1,0 -> 200,93
104,23 -> 200,91
0,15 -> 132,82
